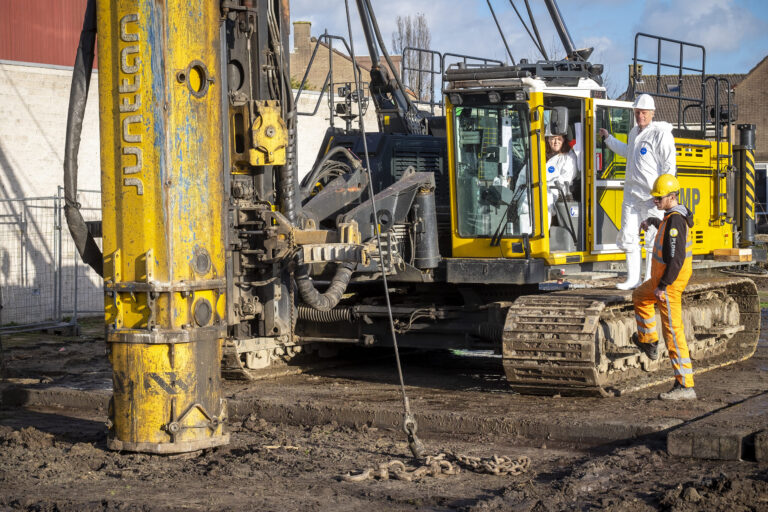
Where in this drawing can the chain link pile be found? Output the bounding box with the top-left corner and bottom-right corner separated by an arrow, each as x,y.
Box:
342,452 -> 531,482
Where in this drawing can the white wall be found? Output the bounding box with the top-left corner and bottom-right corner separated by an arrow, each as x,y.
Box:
294,89 -> 379,177
0,61 -> 102,200
0,61 -> 379,199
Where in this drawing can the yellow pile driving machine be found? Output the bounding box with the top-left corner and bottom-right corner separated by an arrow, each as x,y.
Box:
64,0 -> 761,453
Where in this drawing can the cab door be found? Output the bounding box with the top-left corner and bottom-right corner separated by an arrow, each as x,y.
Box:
591,100 -> 634,253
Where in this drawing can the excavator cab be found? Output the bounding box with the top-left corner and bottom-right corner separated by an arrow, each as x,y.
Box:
447,87 -> 597,268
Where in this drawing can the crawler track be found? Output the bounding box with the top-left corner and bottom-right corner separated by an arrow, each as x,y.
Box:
502,277 -> 760,396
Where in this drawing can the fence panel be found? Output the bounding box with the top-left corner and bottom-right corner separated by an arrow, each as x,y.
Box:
61,189 -> 103,319
0,196 -> 61,327
0,189 -> 103,333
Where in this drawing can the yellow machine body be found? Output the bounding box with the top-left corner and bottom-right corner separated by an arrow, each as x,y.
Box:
446,92 -> 734,265
97,0 -> 228,453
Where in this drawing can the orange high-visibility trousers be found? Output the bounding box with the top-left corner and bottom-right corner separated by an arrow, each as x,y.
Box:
632,213 -> 694,387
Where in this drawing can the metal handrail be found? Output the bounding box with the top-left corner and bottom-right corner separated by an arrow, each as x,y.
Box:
400,47 -> 504,112
632,32 -> 706,132
294,31 -> 366,128
401,46 -> 442,114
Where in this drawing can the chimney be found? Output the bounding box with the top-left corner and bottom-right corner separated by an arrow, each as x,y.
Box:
293,21 -> 311,52
629,63 -> 643,93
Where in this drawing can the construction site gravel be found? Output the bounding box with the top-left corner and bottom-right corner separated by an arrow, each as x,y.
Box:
1,303 -> 768,511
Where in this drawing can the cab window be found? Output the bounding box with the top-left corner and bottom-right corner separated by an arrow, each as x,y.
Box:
453,104 -> 531,238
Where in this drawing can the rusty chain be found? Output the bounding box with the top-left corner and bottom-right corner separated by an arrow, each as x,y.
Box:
449,452 -> 531,476
342,452 -> 531,482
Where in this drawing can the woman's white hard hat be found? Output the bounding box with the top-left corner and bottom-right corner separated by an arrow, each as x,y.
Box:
632,94 -> 655,111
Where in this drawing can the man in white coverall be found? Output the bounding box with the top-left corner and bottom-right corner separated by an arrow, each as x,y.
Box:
599,94 -> 676,290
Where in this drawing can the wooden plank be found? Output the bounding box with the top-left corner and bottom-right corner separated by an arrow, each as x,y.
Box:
713,248 -> 752,262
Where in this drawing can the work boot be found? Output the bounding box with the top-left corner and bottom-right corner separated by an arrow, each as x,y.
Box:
644,249 -> 653,282
632,333 -> 659,360
659,382 -> 696,401
617,250 -> 641,290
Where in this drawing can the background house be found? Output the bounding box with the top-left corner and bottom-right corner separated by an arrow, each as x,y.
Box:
290,21 -> 401,93
620,57 -> 768,226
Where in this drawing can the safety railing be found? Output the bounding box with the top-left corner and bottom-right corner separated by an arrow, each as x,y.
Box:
402,47 -> 504,113
294,31 -> 370,130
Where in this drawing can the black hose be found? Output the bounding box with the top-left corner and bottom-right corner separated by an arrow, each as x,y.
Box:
477,322 -> 503,344
280,64 -> 302,225
64,0 -> 102,276
295,262 -> 355,311
300,145 -> 362,198
297,304 -> 355,323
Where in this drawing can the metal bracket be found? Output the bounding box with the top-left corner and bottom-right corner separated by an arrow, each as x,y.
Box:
249,100 -> 287,166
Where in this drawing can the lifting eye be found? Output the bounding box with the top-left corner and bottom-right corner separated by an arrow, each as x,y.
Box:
177,60 -> 215,98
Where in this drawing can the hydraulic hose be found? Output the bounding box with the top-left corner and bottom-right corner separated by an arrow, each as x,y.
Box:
270,15 -> 356,308
296,304 -> 355,323
300,146 -> 362,198
363,0 -> 413,113
63,0 -> 103,276
280,64 -> 301,225
295,262 -> 355,311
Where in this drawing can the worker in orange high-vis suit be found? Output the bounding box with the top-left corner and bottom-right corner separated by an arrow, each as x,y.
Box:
632,174 -> 696,400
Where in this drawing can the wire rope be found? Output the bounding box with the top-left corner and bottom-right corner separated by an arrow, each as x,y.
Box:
344,0 -> 425,458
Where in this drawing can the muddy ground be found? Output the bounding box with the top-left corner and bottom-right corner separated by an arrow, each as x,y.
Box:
1,287 -> 768,510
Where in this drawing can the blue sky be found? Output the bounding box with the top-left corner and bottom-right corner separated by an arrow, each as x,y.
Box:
290,0 -> 768,98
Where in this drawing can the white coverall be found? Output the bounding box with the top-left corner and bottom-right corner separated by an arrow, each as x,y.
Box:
604,121 -> 676,272
514,149 -> 578,232
545,150 -> 578,223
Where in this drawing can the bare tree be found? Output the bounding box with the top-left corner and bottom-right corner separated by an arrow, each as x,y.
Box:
391,13 -> 432,102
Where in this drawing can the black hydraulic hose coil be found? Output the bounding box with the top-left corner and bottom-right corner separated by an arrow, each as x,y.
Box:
295,262 -> 355,311
296,304 -> 354,323
64,0 -> 103,276
280,66 -> 301,225
300,145 -> 362,199
477,322 -> 503,344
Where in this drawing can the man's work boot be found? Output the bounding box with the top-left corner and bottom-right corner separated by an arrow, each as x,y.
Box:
659,382 -> 696,401
632,333 -> 659,360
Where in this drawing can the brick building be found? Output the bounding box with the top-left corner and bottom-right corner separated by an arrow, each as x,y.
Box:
290,21 -> 401,92
620,56 -> 767,162
734,56 -> 768,162
620,56 -> 768,227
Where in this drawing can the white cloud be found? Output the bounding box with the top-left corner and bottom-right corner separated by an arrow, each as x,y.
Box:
635,0 -> 759,53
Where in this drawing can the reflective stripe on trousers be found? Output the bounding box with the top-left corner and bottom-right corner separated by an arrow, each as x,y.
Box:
632,212 -> 694,388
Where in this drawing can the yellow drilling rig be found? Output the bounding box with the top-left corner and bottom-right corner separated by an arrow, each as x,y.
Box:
63,0 -> 761,453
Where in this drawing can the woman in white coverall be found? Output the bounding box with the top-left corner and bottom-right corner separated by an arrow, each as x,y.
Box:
515,131 -> 577,232
544,133 -> 578,225
598,94 -> 676,290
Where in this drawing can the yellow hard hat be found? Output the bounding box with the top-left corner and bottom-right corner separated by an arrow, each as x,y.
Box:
651,174 -> 680,197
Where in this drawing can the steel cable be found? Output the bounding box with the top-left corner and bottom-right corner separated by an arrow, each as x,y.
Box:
344,0 -> 425,458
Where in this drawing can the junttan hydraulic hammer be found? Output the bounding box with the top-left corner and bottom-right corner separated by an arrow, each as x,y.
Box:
97,0 -> 229,453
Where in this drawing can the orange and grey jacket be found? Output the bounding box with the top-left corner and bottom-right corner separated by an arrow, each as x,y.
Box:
646,205 -> 693,290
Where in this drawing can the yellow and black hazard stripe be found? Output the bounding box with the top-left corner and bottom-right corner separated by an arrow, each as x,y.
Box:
745,148 -> 756,221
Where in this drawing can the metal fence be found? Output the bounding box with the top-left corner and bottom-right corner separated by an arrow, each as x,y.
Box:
0,188 -> 103,334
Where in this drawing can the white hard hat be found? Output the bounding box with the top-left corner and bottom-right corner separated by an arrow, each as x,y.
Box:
633,94 -> 655,111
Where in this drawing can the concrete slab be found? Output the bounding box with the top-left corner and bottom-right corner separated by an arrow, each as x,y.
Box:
756,430 -> 768,462
227,394 -> 684,446
667,392 -> 768,460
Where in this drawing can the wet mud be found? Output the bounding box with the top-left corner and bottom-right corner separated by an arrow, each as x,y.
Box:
1,311 -> 767,510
